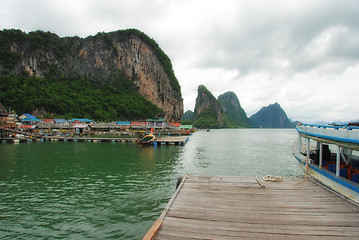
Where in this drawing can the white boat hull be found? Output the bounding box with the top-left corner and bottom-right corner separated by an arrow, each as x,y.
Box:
293,149 -> 359,204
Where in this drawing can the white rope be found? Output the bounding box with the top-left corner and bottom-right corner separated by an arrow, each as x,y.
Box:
263,175 -> 284,182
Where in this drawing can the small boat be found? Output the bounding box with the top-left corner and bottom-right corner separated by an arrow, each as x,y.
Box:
138,134 -> 156,146
292,122 -> 359,204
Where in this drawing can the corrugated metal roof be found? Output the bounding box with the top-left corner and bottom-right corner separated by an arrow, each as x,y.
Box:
146,118 -> 166,122
73,124 -> 90,128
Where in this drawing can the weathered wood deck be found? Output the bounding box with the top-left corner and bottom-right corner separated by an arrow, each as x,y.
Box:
43,136 -> 137,142
1,135 -> 190,145
144,175 -> 359,240
153,136 -> 189,145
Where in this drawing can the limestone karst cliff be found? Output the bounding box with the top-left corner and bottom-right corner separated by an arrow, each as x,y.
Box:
191,85 -> 295,128
0,29 -> 183,121
218,91 -> 252,128
193,85 -> 223,128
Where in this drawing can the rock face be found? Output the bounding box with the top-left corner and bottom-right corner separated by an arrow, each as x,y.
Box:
250,102 -> 295,128
218,91 -> 252,128
0,29 -> 183,122
193,85 -> 223,128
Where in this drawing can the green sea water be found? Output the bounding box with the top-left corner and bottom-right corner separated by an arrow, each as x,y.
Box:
0,129 -> 303,239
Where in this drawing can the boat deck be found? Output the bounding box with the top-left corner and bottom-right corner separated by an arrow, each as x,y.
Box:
144,175 -> 359,240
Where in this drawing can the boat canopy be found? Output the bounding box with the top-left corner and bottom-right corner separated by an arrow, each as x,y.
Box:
297,124 -> 359,151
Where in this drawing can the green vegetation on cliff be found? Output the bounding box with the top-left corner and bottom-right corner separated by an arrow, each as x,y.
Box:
0,28 -> 181,120
0,29 -> 181,93
181,110 -> 194,125
250,102 -> 295,128
0,29 -> 68,68
193,85 -> 223,128
193,106 -> 221,129
218,92 -> 252,128
0,74 -> 161,121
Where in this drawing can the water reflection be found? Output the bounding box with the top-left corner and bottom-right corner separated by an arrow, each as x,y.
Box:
176,129 -> 302,177
0,129 -> 302,239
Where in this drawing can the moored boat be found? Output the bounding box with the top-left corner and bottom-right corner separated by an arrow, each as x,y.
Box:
137,134 -> 156,146
293,122 -> 359,204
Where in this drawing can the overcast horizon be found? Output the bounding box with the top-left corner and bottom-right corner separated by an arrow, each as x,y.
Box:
1,0 -> 359,123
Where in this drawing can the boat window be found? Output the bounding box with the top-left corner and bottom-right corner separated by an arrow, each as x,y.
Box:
327,144 -> 339,154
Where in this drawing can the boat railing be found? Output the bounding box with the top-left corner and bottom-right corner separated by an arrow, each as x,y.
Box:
301,123 -> 359,131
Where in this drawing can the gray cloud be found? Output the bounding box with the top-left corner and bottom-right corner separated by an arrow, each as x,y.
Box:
193,1 -> 359,75
1,0 -> 359,122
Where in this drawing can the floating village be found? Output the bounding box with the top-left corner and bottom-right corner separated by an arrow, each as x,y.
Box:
0,103 -> 193,145
3,101 -> 359,239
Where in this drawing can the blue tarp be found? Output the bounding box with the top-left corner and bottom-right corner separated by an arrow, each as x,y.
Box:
116,121 -> 131,125
70,118 -> 93,123
21,113 -> 41,122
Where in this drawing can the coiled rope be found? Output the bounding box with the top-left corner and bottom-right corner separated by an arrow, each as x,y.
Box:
263,175 -> 284,182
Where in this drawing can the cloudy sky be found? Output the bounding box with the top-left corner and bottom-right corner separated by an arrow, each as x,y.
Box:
1,0 -> 359,123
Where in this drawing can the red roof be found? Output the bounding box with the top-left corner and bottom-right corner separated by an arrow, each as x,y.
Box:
131,122 -> 146,125
42,119 -> 54,123
19,125 -> 33,129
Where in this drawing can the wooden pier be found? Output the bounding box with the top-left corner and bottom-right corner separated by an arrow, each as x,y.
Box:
153,136 -> 189,146
1,135 -> 190,145
43,136 -> 138,143
144,175 -> 359,240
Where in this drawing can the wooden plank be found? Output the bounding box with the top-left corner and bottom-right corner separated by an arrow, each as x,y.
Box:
166,207 -> 359,224
174,191 -> 350,204
162,216 -> 359,235
145,175 -> 359,239
170,200 -> 356,213
142,219 -> 163,240
142,175 -> 188,240
156,229 -> 359,240
158,218 -> 359,239
154,136 -> 189,143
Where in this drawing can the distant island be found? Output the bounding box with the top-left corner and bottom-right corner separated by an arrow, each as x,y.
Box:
185,85 -> 296,129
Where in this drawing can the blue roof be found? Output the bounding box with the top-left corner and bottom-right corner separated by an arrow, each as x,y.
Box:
70,118 -> 93,123
117,121 -> 131,125
22,113 -> 41,122
54,119 -> 67,123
